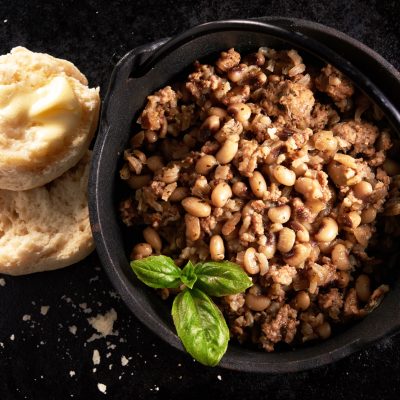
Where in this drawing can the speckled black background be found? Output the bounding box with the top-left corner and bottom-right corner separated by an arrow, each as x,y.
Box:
0,1 -> 399,399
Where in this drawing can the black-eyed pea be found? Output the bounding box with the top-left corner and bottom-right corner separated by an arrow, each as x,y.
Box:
181,197 -> 211,218
228,103 -> 252,123
249,171 -> 267,198
270,223 -> 283,233
327,161 -> 349,186
314,130 -> 338,153
147,155 -> 164,172
243,247 -> 259,274
232,181 -> 248,197
185,214 -> 201,241
283,243 -> 311,267
361,207 -> 377,224
143,227 -> 162,252
277,227 -> 296,253
169,187 -> 190,202
131,243 -> 152,260
273,165 -> 296,186
227,64 -> 247,82
245,293 -> 271,311
145,130 -> 158,143
317,322 -> 331,340
337,270 -> 350,288
352,225 -> 370,247
259,243 -> 276,260
256,252 -> 269,275
195,155 -> 218,175
347,211 -> 361,228
214,165 -> 231,180
216,139 -> 239,164
314,217 -> 338,242
318,240 -> 333,255
333,153 -> 358,169
211,182 -> 232,208
160,165 -> 180,183
208,107 -> 228,119
294,291 -> 310,311
132,150 -> 146,163
127,175 -> 151,189
200,115 -> 220,132
331,244 -> 350,270
209,235 -> 225,261
289,221 -> 310,242
267,205 -> 291,223
353,181 -> 373,200
306,200 -> 325,215
292,162 -> 308,177
295,177 -> 323,200
131,131 -> 145,148
355,274 -> 371,302
268,74 -> 281,83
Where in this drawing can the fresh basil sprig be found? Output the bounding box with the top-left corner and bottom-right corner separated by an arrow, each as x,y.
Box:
130,255 -> 253,366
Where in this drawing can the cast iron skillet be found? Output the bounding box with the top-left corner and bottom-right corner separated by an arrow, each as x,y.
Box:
89,19 -> 400,373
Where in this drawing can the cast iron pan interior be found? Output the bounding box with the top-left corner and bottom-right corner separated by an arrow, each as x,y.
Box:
89,19 -> 400,373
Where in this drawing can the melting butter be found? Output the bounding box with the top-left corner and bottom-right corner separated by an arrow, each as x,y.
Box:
0,76 -> 81,155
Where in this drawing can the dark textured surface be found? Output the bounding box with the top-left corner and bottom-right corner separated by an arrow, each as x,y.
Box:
0,1 -> 399,399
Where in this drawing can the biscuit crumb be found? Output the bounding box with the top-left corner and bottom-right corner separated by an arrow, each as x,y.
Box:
121,356 -> 129,366
40,305 -> 50,315
68,325 -> 77,335
87,309 -> 117,342
97,383 -> 107,394
92,349 -> 101,365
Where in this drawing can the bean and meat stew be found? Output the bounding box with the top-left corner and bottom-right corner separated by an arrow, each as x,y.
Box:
119,47 -> 400,351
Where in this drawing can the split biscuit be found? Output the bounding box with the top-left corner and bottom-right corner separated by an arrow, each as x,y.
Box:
0,151 -> 94,275
0,47 -> 100,190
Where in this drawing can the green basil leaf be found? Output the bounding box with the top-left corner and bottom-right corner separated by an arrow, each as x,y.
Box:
194,261 -> 253,297
172,288 -> 229,367
130,255 -> 182,289
180,260 -> 197,289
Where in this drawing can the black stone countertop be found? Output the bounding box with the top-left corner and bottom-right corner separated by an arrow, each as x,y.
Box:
0,1 -> 399,399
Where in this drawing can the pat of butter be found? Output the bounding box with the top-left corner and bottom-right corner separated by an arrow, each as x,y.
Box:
0,76 -> 81,155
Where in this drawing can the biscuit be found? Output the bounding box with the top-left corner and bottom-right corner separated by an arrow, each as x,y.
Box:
0,151 -> 94,275
0,47 -> 100,191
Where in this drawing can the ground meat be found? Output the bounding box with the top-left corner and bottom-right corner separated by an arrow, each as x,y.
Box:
310,103 -> 340,130
216,48 -> 241,72
318,288 -> 343,320
138,86 -> 179,132
315,64 -> 354,102
119,47 -> 398,352
260,80 -> 315,128
333,120 -> 380,156
260,305 -> 299,351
